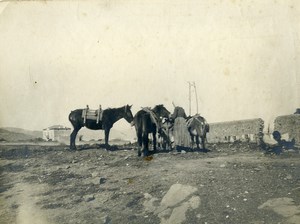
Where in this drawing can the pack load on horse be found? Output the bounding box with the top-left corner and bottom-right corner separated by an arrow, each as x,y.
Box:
82,104 -> 103,124
133,105 -> 170,157
169,106 -> 209,151
68,104 -> 133,150
186,114 -> 209,150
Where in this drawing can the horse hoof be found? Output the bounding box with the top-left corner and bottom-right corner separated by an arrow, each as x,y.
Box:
143,152 -> 150,157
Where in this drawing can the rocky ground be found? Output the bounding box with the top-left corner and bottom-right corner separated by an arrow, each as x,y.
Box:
1,142 -> 300,224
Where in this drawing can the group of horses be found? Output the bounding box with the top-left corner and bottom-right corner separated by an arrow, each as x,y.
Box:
68,104 -> 209,157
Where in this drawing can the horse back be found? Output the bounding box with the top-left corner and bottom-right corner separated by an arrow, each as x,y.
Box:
187,116 -> 207,136
134,110 -> 155,133
69,109 -> 103,130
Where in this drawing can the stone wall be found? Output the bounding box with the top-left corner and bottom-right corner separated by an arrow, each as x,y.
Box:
274,114 -> 300,143
207,118 -> 264,144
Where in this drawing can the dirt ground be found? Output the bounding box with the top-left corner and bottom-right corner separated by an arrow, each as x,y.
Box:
1,142 -> 300,224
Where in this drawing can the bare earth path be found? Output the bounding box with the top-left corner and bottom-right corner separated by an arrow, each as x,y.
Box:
1,143 -> 300,224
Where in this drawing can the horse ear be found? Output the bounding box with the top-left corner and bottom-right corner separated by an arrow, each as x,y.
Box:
129,104 -> 132,109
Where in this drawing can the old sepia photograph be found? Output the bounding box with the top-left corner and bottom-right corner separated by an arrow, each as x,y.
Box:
0,1 -> 299,223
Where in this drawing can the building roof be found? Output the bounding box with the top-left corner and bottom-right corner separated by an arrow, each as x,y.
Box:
43,125 -> 71,130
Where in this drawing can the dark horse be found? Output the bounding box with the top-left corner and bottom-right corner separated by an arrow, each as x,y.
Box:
69,105 -> 133,150
171,106 -> 209,150
133,105 -> 170,157
186,114 -> 209,150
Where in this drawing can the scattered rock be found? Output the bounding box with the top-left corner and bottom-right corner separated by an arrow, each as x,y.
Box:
99,177 -> 107,184
101,215 -> 111,224
84,194 -> 95,202
285,175 -> 293,180
91,172 -> 98,178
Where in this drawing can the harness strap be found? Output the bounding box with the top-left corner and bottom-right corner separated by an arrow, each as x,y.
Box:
187,115 -> 207,128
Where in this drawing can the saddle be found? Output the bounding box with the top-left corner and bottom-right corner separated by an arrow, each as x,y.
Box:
186,114 -> 208,129
82,105 -> 103,124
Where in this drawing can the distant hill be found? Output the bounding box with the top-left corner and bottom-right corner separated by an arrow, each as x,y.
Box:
0,128 -> 42,142
2,127 -> 42,138
0,127 -> 136,143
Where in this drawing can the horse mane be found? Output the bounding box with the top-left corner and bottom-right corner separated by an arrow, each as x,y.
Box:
104,105 -> 126,112
152,104 -> 164,110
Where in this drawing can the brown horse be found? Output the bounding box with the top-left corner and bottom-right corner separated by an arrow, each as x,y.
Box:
69,105 -> 133,150
133,105 -> 170,157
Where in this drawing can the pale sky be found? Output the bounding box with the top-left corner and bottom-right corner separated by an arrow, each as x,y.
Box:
0,0 -> 299,131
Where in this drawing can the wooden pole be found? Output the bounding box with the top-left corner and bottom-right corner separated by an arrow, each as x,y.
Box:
188,82 -> 191,116
193,82 -> 199,114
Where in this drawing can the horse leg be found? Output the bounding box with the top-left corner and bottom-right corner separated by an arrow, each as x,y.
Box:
142,133 -> 149,157
104,128 -> 111,149
137,131 -> 143,157
201,136 -> 206,150
152,131 -> 157,154
190,134 -> 195,149
70,127 -> 80,150
196,135 -> 200,150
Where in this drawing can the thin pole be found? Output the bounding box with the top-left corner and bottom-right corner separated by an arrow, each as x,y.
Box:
193,82 -> 199,114
188,82 -> 191,116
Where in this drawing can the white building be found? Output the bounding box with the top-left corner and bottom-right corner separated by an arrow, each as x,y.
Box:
43,125 -> 71,141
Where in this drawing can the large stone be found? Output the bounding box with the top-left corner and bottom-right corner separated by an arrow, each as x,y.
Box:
143,184 -> 201,224
167,196 -> 200,224
160,184 -> 198,209
258,197 -> 300,219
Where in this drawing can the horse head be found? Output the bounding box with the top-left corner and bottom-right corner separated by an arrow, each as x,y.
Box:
124,104 -> 134,124
152,104 -> 170,119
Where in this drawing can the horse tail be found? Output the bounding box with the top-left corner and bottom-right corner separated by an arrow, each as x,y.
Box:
205,123 -> 210,133
68,110 -> 81,124
68,111 -> 75,122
